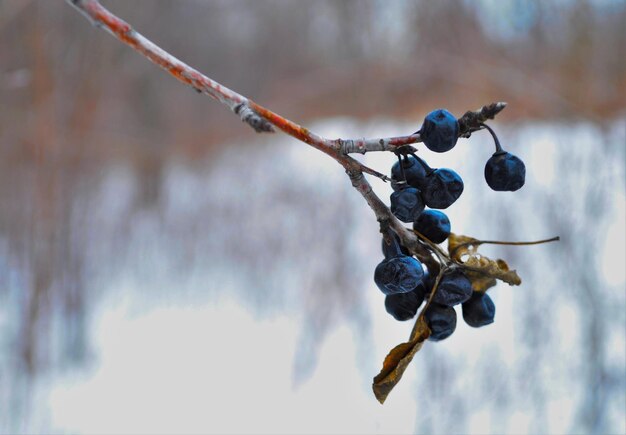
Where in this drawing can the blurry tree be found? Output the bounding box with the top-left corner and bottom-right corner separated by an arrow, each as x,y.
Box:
0,0 -> 624,431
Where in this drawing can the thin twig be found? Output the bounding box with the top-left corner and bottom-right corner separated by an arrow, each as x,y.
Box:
475,236 -> 560,246
337,102 -> 508,154
337,133 -> 421,155
65,0 -> 389,182
450,236 -> 560,259
66,0 -> 506,177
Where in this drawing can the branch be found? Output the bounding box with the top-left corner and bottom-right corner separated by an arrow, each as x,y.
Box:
338,133 -> 422,155
458,102 -> 508,137
67,0 -> 394,182
66,0 -> 506,175
338,102 -> 508,154
66,0 -> 270,131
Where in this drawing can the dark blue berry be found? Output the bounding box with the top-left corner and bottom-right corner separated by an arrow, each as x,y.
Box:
391,155 -> 428,191
390,187 -> 425,223
425,303 -> 457,341
420,109 -> 459,153
419,272 -> 435,295
421,168 -> 464,209
462,292 -> 496,327
374,256 -> 425,295
484,151 -> 526,191
415,268 -> 433,295
433,269 -> 473,306
385,289 -> 425,321
413,210 -> 451,244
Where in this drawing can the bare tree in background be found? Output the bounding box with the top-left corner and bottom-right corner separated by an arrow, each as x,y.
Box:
0,0 -> 624,432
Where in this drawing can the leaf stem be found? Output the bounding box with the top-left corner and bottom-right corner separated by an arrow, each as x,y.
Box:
410,266 -> 446,341
412,229 -> 451,263
471,236 -> 560,247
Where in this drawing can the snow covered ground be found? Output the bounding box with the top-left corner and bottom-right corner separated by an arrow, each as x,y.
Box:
4,118 -> 625,434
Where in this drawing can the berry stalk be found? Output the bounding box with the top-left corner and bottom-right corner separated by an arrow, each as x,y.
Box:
481,123 -> 505,154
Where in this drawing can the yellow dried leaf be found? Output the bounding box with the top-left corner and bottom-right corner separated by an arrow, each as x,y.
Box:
447,233 -> 522,287
372,316 -> 430,404
464,255 -> 521,286
466,272 -> 497,293
447,233 -> 480,260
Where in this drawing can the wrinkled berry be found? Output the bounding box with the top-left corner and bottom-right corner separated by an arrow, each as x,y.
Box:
420,109 -> 459,153
374,256 -> 425,295
421,168 -> 464,209
390,187 -> 425,223
484,151 -> 526,191
462,292 -> 496,327
391,155 -> 428,191
413,210 -> 451,244
385,289 -> 425,321
425,303 -> 457,341
433,269 -> 473,306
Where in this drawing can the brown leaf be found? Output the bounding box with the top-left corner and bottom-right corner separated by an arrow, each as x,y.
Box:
463,255 -> 521,286
447,233 -> 480,261
372,316 -> 430,404
447,233 -> 522,287
466,273 -> 497,293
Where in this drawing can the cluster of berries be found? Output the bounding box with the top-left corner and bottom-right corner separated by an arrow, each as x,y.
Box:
375,109 -> 525,340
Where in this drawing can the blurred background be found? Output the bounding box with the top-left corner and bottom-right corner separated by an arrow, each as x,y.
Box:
0,0 -> 625,433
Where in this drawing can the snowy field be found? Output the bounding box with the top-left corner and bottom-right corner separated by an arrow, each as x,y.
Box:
3,119 -> 625,434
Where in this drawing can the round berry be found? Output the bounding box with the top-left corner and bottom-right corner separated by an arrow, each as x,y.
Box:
390,187 -> 425,223
420,109 -> 459,153
391,155 -> 428,191
425,303 -> 457,341
385,289 -> 425,321
413,210 -> 451,244
433,269 -> 473,306
374,256 -> 425,295
462,292 -> 496,327
484,151 -> 526,191
421,168 -> 464,209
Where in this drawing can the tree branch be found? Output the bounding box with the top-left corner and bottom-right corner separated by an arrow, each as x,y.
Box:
66,0 -> 510,250
67,0 -> 397,182
337,102 -> 508,155
338,133 -> 421,155
66,0 -> 506,172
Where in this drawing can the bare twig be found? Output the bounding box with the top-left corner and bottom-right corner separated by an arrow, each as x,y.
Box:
449,235 -> 560,259
458,102 -> 507,137
65,0 -> 391,182
337,102 -> 508,154
338,133 -> 422,155
66,0 -> 506,187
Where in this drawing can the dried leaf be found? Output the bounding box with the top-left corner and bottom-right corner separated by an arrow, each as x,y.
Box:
466,273 -> 497,293
447,233 -> 522,287
447,233 -> 480,261
463,255 -> 521,286
372,316 -> 430,404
